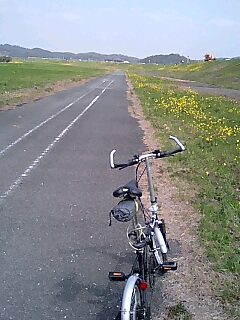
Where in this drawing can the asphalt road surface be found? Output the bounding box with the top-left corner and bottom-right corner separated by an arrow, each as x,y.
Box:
0,72 -> 164,320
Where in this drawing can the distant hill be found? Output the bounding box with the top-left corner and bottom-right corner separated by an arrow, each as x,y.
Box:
0,44 -> 194,65
0,44 -> 139,63
140,54 -> 189,64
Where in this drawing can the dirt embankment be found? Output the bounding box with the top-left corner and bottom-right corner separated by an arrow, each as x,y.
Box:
127,80 -> 233,320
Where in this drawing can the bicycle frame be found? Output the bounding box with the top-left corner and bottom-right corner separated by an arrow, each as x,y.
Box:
144,157 -> 168,256
117,158 -> 168,319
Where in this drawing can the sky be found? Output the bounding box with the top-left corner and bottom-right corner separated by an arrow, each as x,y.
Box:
0,0 -> 240,59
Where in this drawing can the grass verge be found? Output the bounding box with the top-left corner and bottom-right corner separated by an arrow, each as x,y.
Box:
127,59 -> 240,90
127,72 -> 240,317
166,302 -> 192,320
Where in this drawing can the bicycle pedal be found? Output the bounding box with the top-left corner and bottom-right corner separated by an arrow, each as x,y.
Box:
162,261 -> 178,271
108,272 -> 126,281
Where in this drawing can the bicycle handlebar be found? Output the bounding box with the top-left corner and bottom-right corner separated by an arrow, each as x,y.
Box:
110,136 -> 186,169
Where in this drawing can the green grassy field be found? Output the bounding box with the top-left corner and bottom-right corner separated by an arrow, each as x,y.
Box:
127,59 -> 240,90
0,60 -> 111,107
127,71 -> 240,317
0,60 -> 111,92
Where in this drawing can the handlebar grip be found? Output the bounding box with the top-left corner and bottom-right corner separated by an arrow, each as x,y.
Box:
110,150 -> 116,168
110,150 -> 136,169
169,135 -> 186,151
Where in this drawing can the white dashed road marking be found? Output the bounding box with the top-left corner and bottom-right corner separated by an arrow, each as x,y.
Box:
0,79 -> 108,158
0,80 -> 114,203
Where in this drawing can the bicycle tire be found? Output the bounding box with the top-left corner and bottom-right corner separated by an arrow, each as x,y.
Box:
148,252 -> 157,288
143,246 -> 154,320
121,274 -> 149,320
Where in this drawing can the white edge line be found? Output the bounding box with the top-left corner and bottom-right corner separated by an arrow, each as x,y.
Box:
0,79 -> 112,157
0,80 -> 114,202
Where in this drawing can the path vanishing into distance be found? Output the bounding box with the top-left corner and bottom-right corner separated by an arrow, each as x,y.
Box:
160,76 -> 240,101
0,72 -> 162,319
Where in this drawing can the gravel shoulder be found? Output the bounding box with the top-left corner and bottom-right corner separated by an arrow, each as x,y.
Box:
127,79 -> 233,320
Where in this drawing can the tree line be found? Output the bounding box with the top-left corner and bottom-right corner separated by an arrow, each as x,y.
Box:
0,56 -> 12,63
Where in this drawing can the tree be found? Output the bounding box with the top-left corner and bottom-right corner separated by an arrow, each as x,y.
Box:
0,56 -> 12,63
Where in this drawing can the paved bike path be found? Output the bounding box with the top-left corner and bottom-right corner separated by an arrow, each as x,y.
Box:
0,72 -> 150,319
160,76 -> 240,101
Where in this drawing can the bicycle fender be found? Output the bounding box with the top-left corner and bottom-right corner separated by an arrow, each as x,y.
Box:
154,225 -> 168,254
121,274 -> 140,320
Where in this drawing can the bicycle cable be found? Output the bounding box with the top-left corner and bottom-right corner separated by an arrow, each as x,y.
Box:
127,223 -> 146,250
136,162 -> 146,184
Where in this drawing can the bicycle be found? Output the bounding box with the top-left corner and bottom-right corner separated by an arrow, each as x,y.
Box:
108,136 -> 186,320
